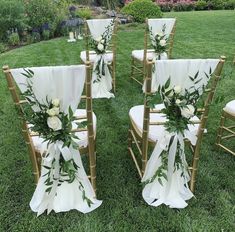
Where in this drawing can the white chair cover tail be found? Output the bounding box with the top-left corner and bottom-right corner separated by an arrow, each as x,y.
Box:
11,65 -> 102,216
142,59 -> 220,208
87,18 -> 115,99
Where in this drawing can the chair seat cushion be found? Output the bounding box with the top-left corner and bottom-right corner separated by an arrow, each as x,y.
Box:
31,109 -> 97,153
131,49 -> 168,62
129,104 -> 200,142
80,50 -> 113,63
224,100 -> 235,116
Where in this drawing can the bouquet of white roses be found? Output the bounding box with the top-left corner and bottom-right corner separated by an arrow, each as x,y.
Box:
149,24 -> 168,60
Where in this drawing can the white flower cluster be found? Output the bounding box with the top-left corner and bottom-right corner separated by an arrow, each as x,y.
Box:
47,98 -> 62,131
95,36 -> 105,52
167,85 -> 195,119
155,32 -> 167,47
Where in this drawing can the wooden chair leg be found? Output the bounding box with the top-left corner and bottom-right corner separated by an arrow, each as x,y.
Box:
130,56 -> 135,80
112,61 -> 116,93
216,111 -> 226,148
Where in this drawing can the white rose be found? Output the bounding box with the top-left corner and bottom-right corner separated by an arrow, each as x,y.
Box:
52,98 -> 60,107
159,39 -> 166,47
95,36 -> 102,42
181,105 -> 195,119
97,43 -> 104,52
47,116 -> 62,131
47,107 -> 60,116
173,85 -> 181,94
175,99 -> 181,105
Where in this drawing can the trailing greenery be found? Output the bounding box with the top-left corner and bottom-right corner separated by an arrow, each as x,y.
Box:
121,0 -> 163,23
0,10 -> 234,231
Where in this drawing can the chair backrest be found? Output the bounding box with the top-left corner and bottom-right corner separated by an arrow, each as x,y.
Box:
84,18 -> 118,61
141,57 -> 225,172
143,18 -> 176,62
2,63 -> 95,185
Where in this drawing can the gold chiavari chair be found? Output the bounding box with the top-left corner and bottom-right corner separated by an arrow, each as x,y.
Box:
130,18 -> 176,86
128,56 -> 225,193
80,18 -> 118,92
216,100 -> 235,156
2,62 -> 98,193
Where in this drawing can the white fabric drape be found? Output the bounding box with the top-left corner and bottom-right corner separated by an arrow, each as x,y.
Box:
87,19 -> 114,99
148,18 -> 176,46
142,59 -> 220,208
11,65 -> 102,215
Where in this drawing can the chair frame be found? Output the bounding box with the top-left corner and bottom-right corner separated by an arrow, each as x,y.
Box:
216,109 -> 235,156
3,62 -> 98,194
128,56 -> 225,193
130,18 -> 177,86
83,18 -> 118,92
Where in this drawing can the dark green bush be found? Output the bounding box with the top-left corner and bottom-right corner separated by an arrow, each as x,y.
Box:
209,0 -> 224,9
0,0 -> 26,41
121,0 -> 162,23
223,0 -> 235,9
42,30 -> 50,40
8,32 -> 20,46
0,43 -> 6,53
195,0 -> 208,10
25,0 -> 60,34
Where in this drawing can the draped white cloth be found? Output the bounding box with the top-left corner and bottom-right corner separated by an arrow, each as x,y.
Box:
142,59 -> 220,208
86,19 -> 115,99
11,65 -> 102,215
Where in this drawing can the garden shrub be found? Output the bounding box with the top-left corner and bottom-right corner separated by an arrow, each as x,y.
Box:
0,0 -> 26,41
8,33 -> 20,46
195,0 -> 208,10
158,2 -> 173,12
209,0 -> 224,9
25,0 -> 60,34
0,43 -> 6,53
42,30 -> 50,40
173,1 -> 195,11
76,8 -> 92,19
223,0 -> 235,9
121,0 -> 162,23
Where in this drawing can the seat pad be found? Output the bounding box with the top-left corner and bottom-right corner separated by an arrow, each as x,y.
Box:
129,104 -> 200,142
224,100 -> 235,116
131,49 -> 168,61
31,109 -> 97,153
80,50 -> 113,63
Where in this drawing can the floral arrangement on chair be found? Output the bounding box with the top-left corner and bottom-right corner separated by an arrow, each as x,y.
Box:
22,69 -> 93,213
144,69 -> 211,188
149,24 -> 168,60
89,20 -> 114,83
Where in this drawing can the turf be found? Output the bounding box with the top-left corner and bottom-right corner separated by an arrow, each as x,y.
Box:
0,10 -> 234,232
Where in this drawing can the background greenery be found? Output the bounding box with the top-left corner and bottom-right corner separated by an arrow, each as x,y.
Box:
0,10 -> 234,232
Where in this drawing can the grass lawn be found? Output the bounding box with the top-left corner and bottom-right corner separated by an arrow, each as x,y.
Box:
0,10 -> 235,232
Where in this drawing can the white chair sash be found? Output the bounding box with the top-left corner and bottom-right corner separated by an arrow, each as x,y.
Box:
87,19 -> 115,99
11,65 -> 102,215
142,59 -> 220,208
148,18 -> 176,47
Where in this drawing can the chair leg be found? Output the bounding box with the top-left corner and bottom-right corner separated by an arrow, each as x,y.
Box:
112,61 -> 116,93
130,56 -> 135,80
216,111 -> 226,148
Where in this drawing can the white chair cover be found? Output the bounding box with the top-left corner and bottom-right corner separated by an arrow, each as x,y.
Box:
148,18 -> 176,46
87,18 -> 115,99
142,59 -> 220,208
11,65 -> 102,215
